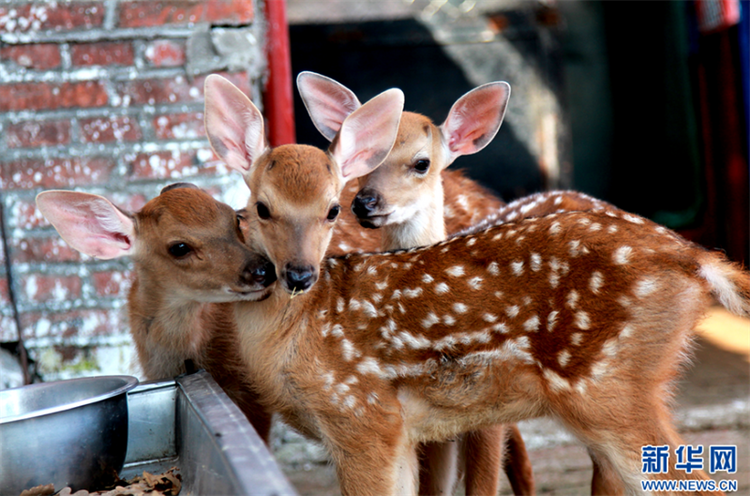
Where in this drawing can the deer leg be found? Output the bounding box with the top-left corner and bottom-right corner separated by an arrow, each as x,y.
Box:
419,440 -> 459,496
331,425 -> 418,496
460,426 -> 504,496
500,424 -> 536,496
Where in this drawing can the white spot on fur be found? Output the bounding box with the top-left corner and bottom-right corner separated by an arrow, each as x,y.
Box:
549,221 -> 562,235
570,332 -> 583,346
362,301 -> 378,318
492,322 -> 509,333
467,237 -> 477,247
530,253 -> 542,272
590,271 -> 604,294
566,290 -> 579,309
422,313 -> 440,329
487,262 -> 499,276
613,245 -> 632,265
404,287 -> 423,298
505,305 -> 520,318
391,289 -> 402,300
336,298 -> 345,313
442,314 -> 456,326
341,339 -> 361,361
620,324 -> 634,339
375,280 -> 389,291
483,313 -> 498,323
468,277 -> 483,290
523,314 -> 540,331
547,310 -> 559,331
432,282 -> 449,295
331,324 -> 344,338
511,261 -> 524,276
575,311 -> 590,330
543,369 -> 571,392
357,357 -> 383,376
349,299 -> 361,311
422,273 -> 434,284
558,350 -> 571,367
453,302 -> 468,314
635,277 -> 658,298
446,266 -> 465,277
569,240 -> 582,257
623,213 -> 645,224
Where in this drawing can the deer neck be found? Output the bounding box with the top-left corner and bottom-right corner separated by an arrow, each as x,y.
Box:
381,190 -> 446,251
129,268 -> 211,356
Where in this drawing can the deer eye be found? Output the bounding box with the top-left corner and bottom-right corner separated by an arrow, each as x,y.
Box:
413,159 -> 430,174
256,202 -> 271,220
327,205 -> 341,221
168,242 -> 193,258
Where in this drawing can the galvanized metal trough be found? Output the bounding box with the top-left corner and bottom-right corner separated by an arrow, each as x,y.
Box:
124,370 -> 297,496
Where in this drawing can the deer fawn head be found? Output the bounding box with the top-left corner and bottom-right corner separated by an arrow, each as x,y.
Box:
298,72 -> 510,249
204,74 -> 404,293
36,183 -> 277,303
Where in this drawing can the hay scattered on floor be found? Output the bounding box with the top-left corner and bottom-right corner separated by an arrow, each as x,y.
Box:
19,468 -> 181,496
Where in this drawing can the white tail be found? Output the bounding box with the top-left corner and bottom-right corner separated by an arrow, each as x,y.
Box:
299,72 -> 532,496
36,184 -> 276,442
206,77 -> 750,495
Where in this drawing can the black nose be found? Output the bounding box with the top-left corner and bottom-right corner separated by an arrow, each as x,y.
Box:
242,259 -> 277,287
352,193 -> 378,219
285,264 -> 315,292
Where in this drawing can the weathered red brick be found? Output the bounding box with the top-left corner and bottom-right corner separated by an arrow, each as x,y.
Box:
92,270 -> 132,298
0,316 -> 17,342
0,276 -> 10,306
0,157 -> 114,190
0,81 -> 108,112
115,75 -> 203,106
8,199 -> 50,230
0,3 -> 105,34
20,308 -> 126,340
128,149 -> 207,179
114,72 -> 249,107
5,119 -> 71,148
0,44 -> 61,69
11,237 -> 82,264
71,41 -> 134,66
19,274 -> 82,304
119,0 -> 253,28
80,116 -> 142,143
144,39 -> 186,67
154,112 -> 205,140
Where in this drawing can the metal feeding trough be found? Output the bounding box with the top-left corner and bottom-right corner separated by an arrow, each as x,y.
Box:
123,371 -> 297,496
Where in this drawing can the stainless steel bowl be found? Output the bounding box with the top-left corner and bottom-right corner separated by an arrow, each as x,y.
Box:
0,375 -> 138,494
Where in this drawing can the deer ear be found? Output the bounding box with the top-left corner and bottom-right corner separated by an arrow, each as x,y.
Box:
440,81 -> 510,166
204,74 -> 267,177
329,88 -> 404,182
36,191 -> 135,260
297,71 -> 362,142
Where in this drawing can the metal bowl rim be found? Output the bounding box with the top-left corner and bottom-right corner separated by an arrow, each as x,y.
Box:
0,375 -> 139,424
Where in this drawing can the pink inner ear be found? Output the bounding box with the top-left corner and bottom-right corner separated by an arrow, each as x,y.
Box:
37,192 -> 135,260
204,75 -> 266,174
442,82 -> 510,161
298,72 -> 362,141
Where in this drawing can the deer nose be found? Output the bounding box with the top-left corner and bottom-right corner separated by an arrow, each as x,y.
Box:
242,258 -> 277,287
284,264 -> 316,293
352,191 -> 379,219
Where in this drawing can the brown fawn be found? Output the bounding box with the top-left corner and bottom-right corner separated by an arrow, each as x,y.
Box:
36,184 -> 277,442
298,71 -> 506,256
206,74 -> 750,495
298,71 -> 534,496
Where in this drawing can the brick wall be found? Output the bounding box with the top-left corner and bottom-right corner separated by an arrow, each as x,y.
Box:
0,0 -> 265,381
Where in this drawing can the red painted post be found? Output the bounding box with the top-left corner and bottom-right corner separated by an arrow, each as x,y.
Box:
263,0 -> 296,146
